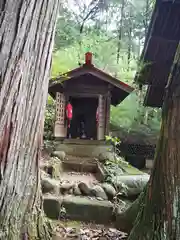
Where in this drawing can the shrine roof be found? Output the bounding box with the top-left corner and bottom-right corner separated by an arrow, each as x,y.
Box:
49,53 -> 134,106
135,0 -> 180,107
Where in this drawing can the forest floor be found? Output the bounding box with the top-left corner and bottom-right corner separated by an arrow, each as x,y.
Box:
53,220 -> 128,240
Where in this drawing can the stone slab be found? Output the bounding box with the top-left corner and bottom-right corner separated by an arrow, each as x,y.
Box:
55,142 -> 112,158
62,195 -> 113,224
62,139 -> 106,145
43,195 -> 113,224
43,195 -> 62,219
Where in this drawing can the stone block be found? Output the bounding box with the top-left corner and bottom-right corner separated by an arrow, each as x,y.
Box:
62,195 -> 113,224
43,196 -> 62,219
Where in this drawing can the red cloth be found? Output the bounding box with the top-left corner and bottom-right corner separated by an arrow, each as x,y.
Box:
66,103 -> 73,119
66,103 -> 73,128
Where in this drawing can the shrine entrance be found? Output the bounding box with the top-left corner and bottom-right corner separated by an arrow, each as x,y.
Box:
69,97 -> 98,140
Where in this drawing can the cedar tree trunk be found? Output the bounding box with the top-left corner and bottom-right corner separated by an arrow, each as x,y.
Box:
116,0 -> 125,64
128,44 -> 180,239
0,0 -> 59,239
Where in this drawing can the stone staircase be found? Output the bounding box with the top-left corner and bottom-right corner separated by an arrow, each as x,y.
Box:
42,140 -> 139,226
42,151 -> 114,224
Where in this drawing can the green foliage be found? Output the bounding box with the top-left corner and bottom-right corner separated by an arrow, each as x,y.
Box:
103,154 -> 143,184
106,135 -> 120,146
54,8 -> 80,50
44,96 -> 55,140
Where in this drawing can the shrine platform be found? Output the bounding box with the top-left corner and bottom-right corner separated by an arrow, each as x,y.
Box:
54,139 -> 113,158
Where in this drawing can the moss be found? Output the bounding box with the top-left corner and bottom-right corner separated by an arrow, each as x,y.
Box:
45,157 -> 63,180
119,161 -> 145,175
104,155 -> 145,177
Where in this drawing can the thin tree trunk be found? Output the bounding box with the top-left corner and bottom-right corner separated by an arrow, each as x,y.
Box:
117,0 -> 125,64
138,37 -> 141,57
127,26 -> 132,71
144,0 -> 150,37
0,0 -> 59,239
128,44 -> 180,239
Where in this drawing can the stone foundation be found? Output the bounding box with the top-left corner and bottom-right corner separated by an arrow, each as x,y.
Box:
54,140 -> 113,158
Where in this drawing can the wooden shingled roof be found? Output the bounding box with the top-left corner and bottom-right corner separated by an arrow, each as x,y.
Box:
135,0 -> 180,107
49,53 -> 134,106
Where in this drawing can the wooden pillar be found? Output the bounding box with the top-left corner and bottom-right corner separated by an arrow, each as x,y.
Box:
54,92 -> 66,138
105,92 -> 111,136
97,94 -> 106,140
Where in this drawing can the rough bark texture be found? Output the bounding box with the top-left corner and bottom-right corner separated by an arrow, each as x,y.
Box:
116,191 -> 145,233
128,44 -> 180,239
0,0 -> 59,239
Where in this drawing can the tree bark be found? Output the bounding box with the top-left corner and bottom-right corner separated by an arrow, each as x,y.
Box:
144,0 -> 150,37
116,0 -> 125,64
115,190 -> 145,233
0,0 -> 59,239
127,25 -> 132,71
128,44 -> 180,239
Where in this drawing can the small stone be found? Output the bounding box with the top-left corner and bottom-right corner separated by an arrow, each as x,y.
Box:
68,188 -> 73,195
97,197 -> 104,201
60,182 -> 74,190
52,151 -> 66,161
60,183 -> 74,194
91,185 -> 108,200
78,182 -> 91,195
102,183 -> 116,200
41,177 -> 59,194
73,185 -> 82,196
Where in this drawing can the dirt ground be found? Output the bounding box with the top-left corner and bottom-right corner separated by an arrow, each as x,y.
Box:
61,171 -> 98,184
53,220 -> 128,240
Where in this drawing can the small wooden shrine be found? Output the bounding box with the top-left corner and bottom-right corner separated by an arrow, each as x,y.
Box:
49,52 -> 134,141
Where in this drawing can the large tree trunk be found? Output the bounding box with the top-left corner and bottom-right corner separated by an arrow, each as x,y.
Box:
128,44 -> 180,239
0,1 -> 59,239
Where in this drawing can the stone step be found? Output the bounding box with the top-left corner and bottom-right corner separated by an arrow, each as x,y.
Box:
55,142 -> 112,158
63,139 -> 106,145
62,155 -> 105,182
62,162 -> 105,182
62,160 -> 97,173
63,155 -> 97,172
43,195 -> 113,224
65,155 -> 96,164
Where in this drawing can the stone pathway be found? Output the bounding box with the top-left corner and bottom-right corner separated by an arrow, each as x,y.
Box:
53,223 -> 128,240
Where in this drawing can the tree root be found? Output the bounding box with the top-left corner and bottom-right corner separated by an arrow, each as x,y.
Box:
115,191 -> 145,233
22,207 -> 53,240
